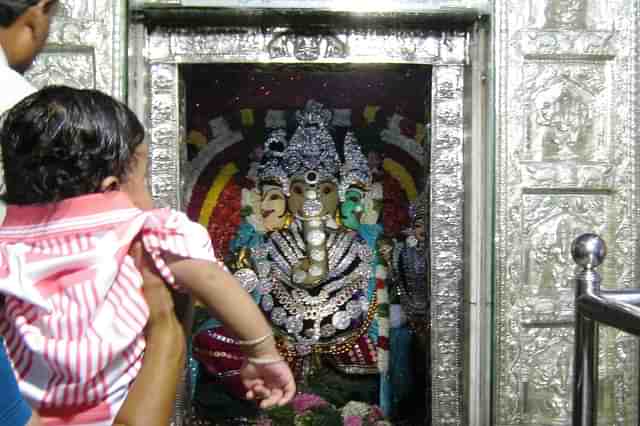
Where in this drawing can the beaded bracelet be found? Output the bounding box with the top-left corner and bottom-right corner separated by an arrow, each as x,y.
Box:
237,332 -> 273,347
247,355 -> 285,365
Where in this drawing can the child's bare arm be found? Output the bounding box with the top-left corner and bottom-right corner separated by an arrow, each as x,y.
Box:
168,257 -> 279,358
168,256 -> 296,407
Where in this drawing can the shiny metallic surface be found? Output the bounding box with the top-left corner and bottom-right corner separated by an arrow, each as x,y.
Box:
132,0 -> 491,14
571,233 -> 607,270
132,24 -> 468,426
494,0 -> 640,424
25,0 -> 126,100
573,235 -> 640,426
149,63 -> 182,209
431,64 -> 465,425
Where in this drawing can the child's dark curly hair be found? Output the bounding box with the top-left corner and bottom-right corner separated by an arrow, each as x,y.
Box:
1,85 -> 145,205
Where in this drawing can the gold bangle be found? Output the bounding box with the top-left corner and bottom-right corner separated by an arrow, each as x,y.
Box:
247,355 -> 284,365
237,332 -> 273,347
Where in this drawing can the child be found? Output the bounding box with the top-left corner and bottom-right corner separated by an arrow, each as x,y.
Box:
0,85 -> 295,426
0,2 -> 58,425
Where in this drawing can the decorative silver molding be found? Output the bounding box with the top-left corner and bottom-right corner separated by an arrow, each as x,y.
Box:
431,64 -> 465,426
133,25 -> 468,426
267,32 -> 348,60
145,28 -> 467,65
132,0 -> 491,14
494,0 -> 639,424
149,63 -> 182,208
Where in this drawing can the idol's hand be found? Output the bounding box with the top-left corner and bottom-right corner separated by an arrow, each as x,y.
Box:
240,359 -> 296,409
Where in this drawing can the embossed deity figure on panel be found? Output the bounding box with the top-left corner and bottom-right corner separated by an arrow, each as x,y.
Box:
192,101 -> 400,418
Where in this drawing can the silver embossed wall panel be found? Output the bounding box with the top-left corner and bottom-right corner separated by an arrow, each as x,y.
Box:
135,26 -> 468,426
494,0 -> 639,424
24,0 -> 126,100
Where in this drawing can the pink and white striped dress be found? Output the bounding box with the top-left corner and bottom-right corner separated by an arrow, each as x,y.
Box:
0,192 -> 220,425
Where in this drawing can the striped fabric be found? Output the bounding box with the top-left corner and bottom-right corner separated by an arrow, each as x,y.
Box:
0,192 -> 218,426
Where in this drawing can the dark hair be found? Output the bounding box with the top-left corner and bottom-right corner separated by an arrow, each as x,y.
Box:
0,0 -> 40,27
1,85 -> 145,205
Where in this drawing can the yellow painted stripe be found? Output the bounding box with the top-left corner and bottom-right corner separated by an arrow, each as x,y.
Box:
198,162 -> 240,227
383,158 -> 417,201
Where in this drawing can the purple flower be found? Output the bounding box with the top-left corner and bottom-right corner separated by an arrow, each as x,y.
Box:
343,416 -> 363,426
291,393 -> 328,414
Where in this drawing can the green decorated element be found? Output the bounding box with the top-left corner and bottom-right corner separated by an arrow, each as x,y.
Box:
339,189 -> 365,230
376,303 -> 390,318
240,205 -> 254,217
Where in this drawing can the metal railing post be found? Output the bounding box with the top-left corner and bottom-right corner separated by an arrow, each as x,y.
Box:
571,234 -> 605,426
571,233 -> 640,426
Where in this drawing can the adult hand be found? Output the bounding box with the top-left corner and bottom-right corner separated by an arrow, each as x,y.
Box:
114,242 -> 185,426
130,241 -> 184,345
240,360 -> 296,409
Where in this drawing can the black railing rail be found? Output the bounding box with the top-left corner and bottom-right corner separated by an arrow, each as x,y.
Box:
571,233 -> 640,426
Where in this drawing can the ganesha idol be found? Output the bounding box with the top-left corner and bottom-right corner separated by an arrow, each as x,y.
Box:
192,101 -> 397,417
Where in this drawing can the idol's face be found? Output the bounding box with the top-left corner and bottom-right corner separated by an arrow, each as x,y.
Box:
260,185 -> 286,231
288,178 -> 338,218
340,188 -> 365,230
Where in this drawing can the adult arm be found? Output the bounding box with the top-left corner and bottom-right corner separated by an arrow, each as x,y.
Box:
113,244 -> 186,426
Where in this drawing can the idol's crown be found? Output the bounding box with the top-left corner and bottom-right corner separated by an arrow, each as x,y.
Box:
295,99 -> 332,128
259,100 -> 370,196
282,100 -> 340,182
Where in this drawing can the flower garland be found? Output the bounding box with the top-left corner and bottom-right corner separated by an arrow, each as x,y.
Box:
381,172 -> 410,237
374,262 -> 389,379
206,175 -> 243,258
258,394 -> 392,426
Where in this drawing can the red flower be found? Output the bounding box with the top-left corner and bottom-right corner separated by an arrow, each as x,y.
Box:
381,172 -> 410,237
207,179 -> 243,258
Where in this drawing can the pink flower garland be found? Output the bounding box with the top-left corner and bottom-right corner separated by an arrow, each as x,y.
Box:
291,393 -> 329,414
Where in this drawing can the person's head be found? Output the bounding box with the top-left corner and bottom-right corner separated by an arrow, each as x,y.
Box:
1,85 -> 152,209
0,0 -> 58,72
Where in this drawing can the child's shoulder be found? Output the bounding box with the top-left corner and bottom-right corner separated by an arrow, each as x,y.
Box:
146,208 -> 205,231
